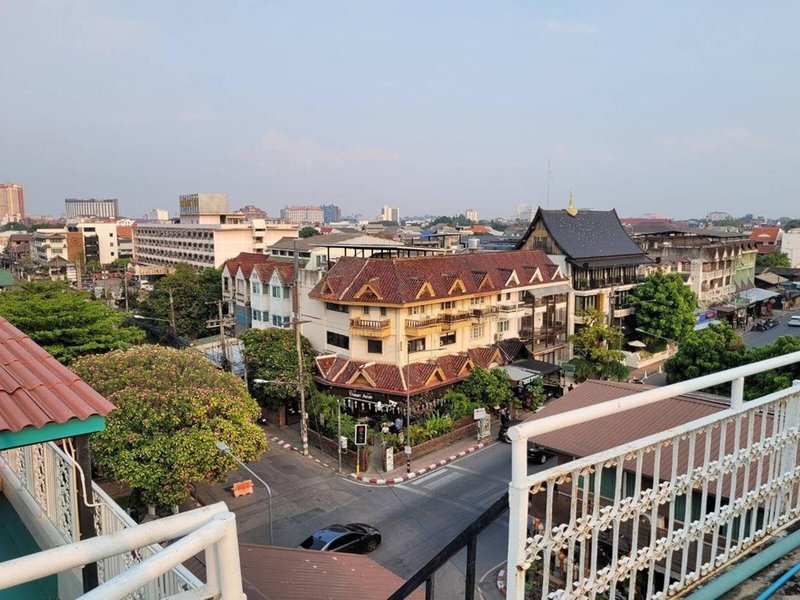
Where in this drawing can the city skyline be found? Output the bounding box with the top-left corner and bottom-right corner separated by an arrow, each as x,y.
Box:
2,2 -> 799,219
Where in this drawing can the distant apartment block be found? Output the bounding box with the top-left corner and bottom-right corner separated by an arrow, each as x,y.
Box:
707,211 -> 733,223
379,204 -> 400,224
144,208 -> 170,221
65,198 -> 119,219
280,205 -> 324,224
0,183 -> 25,222
465,209 -> 478,222
134,193 -> 299,269
237,205 -> 269,220
321,204 -> 341,223
516,204 -> 535,221
66,222 -> 120,265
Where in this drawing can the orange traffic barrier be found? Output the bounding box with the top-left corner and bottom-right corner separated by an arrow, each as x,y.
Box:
232,480 -> 254,497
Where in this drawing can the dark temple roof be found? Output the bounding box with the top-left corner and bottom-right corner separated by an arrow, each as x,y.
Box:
516,208 -> 651,263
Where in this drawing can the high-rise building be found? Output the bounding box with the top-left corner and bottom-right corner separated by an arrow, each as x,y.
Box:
465,209 -> 478,222
321,204 -> 341,223
280,205 -> 324,224
379,204 -> 400,224
144,208 -> 170,221
65,198 -> 119,219
0,184 -> 25,222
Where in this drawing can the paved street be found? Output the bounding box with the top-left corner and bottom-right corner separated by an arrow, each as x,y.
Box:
209,434 -> 553,599
741,307 -> 800,347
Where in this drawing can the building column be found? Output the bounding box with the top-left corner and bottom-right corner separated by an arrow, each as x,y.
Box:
74,434 -> 99,592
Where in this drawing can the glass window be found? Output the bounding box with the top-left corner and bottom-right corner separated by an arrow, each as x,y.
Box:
253,309 -> 261,321
440,332 -> 456,346
327,331 -> 350,349
326,302 -> 349,314
272,286 -> 281,298
380,307 -> 387,316
283,316 -> 290,326
441,301 -> 454,310
367,339 -> 383,354
283,286 -> 290,299
252,281 -> 260,294
497,320 -> 510,333
362,306 -> 370,315
470,325 -> 484,339
407,338 -> 426,353
407,306 -> 422,315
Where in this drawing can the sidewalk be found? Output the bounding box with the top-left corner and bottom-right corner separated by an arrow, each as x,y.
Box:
262,415 -> 515,486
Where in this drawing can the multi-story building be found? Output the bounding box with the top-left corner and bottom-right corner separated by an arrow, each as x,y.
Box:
748,226 -> 783,255
280,205 -> 324,224
133,194 -> 299,269
465,209 -> 478,222
30,229 -> 80,281
237,205 -> 269,220
515,202 -> 651,331
305,250 -> 570,407
143,208 -> 170,221
783,228 -> 800,267
321,204 -> 341,223
66,222 -> 120,265
65,198 -> 119,219
222,253 -> 295,332
379,205 -> 400,224
0,183 -> 25,222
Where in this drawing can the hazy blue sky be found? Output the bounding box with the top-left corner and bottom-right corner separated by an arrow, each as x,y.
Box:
2,1 -> 799,219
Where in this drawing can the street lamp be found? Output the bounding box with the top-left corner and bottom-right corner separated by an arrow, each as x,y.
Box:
215,441 -> 273,545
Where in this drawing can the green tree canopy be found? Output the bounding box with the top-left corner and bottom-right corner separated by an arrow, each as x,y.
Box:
756,251 -> 791,269
568,308 -> 628,382
629,272 -> 698,344
299,226 -> 319,238
740,336 -> 800,400
0,280 -> 143,364
138,264 -> 222,339
74,345 -> 267,508
664,322 -> 745,384
457,366 -> 514,408
242,327 -> 316,407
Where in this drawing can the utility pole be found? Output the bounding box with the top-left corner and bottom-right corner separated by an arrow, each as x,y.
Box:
206,300 -> 235,372
122,270 -> 129,312
167,288 -> 177,334
293,238 -> 309,456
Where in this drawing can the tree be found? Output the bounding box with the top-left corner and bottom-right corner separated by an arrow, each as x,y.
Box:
629,272 -> 698,344
664,322 -> 745,384
109,258 -> 130,269
0,280 -> 143,364
299,226 -> 319,238
1,222 -> 28,232
73,346 -> 267,509
569,308 -> 628,382
783,219 -> 800,231
742,335 -> 800,400
756,251 -> 791,269
241,327 -> 316,407
457,367 -> 514,408
138,264 -> 222,339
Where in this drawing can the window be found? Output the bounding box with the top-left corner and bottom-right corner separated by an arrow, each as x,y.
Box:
380,307 -> 387,316
283,286 -> 290,299
576,295 -> 598,312
252,281 -> 261,294
441,301 -> 454,310
506,292 -> 511,300
272,314 -> 282,326
253,309 -> 261,321
367,339 -> 383,354
407,306 -> 423,315
470,297 -> 485,306
326,302 -> 349,314
272,285 -> 281,298
362,306 -> 370,315
497,294 -> 502,301
440,332 -> 456,346
327,331 -> 350,349
407,338 -> 426,353
497,320 -> 510,333
471,325 -> 484,339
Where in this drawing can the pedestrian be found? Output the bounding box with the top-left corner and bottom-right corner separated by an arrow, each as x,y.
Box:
394,416 -> 403,433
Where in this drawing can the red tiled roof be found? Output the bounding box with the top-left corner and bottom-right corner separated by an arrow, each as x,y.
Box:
310,250 -> 567,305
749,227 -> 781,243
314,347 -> 506,395
253,262 -> 295,285
222,252 -> 269,279
0,318 -> 115,433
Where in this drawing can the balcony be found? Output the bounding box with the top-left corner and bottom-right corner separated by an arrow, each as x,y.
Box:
350,317 -> 391,338
470,306 -> 499,320
498,302 -> 524,313
440,311 -> 472,331
405,316 -> 442,336
572,275 -> 645,291
0,441 -> 206,598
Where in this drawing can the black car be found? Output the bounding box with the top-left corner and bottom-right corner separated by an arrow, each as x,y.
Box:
499,421 -> 553,464
298,523 -> 382,554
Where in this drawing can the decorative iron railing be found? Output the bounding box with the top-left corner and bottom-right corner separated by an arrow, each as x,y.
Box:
506,351 -> 800,600
0,441 -> 202,596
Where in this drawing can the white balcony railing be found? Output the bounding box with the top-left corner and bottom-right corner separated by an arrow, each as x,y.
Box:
0,441 -> 202,597
506,351 -> 800,600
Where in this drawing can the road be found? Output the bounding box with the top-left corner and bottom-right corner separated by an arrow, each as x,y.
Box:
221,436 -> 551,599
741,307 -> 800,347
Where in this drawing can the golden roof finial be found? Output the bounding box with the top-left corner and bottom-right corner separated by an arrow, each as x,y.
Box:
566,189 -> 578,217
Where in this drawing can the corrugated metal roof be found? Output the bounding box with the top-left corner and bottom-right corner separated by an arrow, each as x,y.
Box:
186,544 -> 423,600
0,317 -> 114,433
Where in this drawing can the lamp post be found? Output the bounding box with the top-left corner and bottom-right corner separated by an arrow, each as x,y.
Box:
215,441 -> 273,545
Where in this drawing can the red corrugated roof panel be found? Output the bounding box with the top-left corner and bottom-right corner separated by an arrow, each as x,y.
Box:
0,317 -> 115,433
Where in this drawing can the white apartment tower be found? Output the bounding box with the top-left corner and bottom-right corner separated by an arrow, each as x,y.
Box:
65,198 -> 119,219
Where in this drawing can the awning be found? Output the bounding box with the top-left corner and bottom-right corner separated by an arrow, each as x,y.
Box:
737,288 -> 781,304
755,273 -> 788,285
569,256 -> 652,269
628,340 -> 647,348
526,284 -> 572,299
499,359 -> 561,385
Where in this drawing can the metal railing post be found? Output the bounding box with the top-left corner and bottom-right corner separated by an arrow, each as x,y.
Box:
506,435 -> 528,600
731,376 -> 745,409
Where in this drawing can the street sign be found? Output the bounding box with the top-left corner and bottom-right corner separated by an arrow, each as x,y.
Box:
404,445 -> 412,455
473,407 -> 486,420
354,423 -> 368,446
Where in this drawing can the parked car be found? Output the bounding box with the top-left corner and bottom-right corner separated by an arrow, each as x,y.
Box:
788,315 -> 800,327
298,523 -> 381,553
527,442 -> 555,465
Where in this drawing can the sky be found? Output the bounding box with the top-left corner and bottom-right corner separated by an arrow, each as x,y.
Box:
1,1 -> 799,220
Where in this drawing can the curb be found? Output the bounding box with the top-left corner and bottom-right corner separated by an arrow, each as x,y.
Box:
496,567 -> 506,595
350,440 -> 489,485
268,436 -> 335,471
